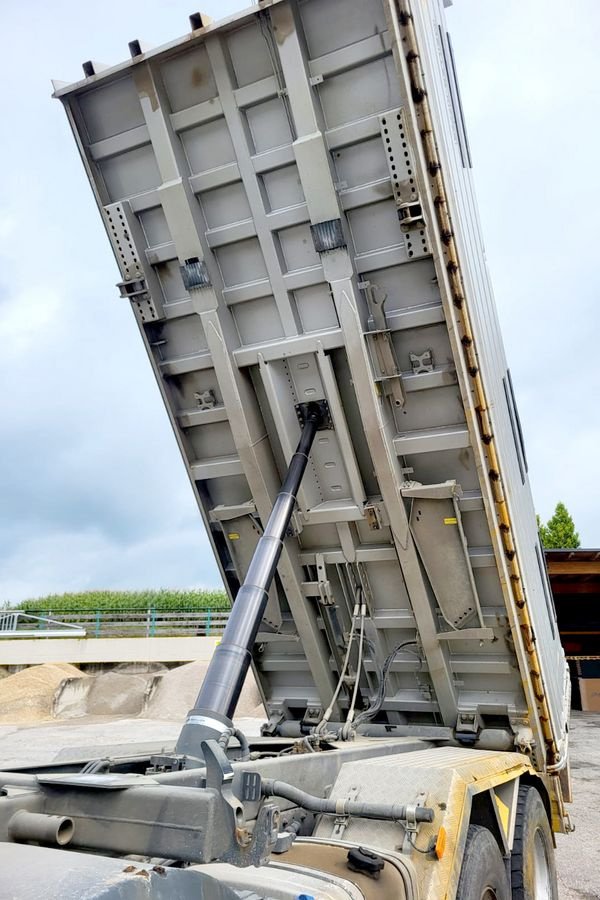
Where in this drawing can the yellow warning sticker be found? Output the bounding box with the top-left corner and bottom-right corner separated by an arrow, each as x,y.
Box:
227,532 -> 240,540
444,517 -> 458,525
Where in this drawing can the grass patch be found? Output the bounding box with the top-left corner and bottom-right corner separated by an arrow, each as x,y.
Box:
13,589 -> 229,613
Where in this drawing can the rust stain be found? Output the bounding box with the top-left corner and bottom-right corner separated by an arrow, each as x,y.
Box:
272,6 -> 294,44
191,65 -> 204,88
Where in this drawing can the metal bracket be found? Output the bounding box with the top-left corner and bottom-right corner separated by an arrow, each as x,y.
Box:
379,109 -> 429,256
261,709 -> 286,737
195,389 -> 217,410
103,202 -> 163,323
404,483 -> 485,631
119,279 -> 160,324
368,335 -> 406,410
409,349 -> 434,374
359,281 -> 406,412
331,785 -> 359,839
147,753 -> 186,773
301,707 -> 323,729
273,828 -> 298,853
315,553 -> 335,605
103,202 -> 143,282
380,109 -> 419,210
364,499 -> 390,531
361,281 -> 388,333
401,791 -> 428,855
202,741 -> 279,866
398,200 -> 426,232
295,399 -> 332,431
455,712 -> 483,738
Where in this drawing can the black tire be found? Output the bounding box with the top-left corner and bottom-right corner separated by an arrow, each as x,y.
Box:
457,825 -> 510,900
510,785 -> 558,900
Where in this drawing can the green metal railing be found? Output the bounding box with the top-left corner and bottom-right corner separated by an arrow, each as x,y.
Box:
16,607 -> 231,639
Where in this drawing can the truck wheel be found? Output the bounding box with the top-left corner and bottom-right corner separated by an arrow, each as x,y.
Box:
510,785 -> 558,900
457,825 -> 510,900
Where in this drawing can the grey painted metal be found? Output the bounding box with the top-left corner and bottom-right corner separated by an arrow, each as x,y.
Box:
0,843 -> 241,900
54,0 -> 568,776
8,810 -> 74,846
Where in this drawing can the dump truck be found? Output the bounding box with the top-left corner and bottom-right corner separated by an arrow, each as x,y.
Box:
0,1 -> 571,897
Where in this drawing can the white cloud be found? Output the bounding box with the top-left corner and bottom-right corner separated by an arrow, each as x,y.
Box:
0,284 -> 64,357
0,525 -> 219,605
0,209 -> 16,241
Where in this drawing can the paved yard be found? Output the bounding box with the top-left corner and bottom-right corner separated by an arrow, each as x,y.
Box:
0,712 -> 597,897
556,713 -> 600,899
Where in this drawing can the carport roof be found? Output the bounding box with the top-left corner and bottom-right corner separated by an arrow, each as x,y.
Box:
545,549 -> 600,593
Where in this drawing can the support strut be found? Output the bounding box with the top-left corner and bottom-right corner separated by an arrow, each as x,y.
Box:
176,402 -> 325,763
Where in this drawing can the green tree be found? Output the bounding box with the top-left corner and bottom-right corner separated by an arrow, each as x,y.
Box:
536,514 -> 550,547
537,502 -> 580,549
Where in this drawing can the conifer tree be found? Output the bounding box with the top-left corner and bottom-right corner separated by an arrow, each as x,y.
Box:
537,502 -> 580,549
536,514 -> 550,548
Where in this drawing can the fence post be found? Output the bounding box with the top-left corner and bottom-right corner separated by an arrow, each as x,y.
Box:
206,608 -> 212,636
95,609 -> 101,638
149,607 -> 157,637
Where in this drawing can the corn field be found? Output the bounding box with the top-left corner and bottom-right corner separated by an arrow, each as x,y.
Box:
11,589 -> 229,613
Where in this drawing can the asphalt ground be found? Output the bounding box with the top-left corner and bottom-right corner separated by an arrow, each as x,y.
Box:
555,713 -> 600,899
0,712 -> 597,897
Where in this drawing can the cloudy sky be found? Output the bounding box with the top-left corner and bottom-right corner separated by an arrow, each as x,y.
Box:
0,1 -> 598,603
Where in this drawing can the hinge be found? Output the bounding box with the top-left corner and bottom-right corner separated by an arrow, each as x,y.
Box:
364,500 -> 389,531
315,553 -> 335,605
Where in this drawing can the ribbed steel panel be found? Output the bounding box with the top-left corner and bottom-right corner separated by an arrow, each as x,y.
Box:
55,0 -> 569,774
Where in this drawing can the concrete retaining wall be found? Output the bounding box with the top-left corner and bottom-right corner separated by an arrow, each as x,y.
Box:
0,637 -> 220,666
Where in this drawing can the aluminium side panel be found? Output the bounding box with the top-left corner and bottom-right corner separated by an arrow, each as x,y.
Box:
54,0 -> 568,773
406,0 -> 569,765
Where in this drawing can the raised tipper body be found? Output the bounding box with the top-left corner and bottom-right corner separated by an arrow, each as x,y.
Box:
0,2 -> 571,897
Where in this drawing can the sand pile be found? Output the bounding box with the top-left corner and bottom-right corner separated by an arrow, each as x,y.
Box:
0,663 -> 83,723
55,671 -> 161,719
146,661 -> 264,720
0,661 -> 263,725
85,671 -> 157,717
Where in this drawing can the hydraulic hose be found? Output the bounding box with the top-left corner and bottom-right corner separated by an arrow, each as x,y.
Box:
261,779 -> 434,824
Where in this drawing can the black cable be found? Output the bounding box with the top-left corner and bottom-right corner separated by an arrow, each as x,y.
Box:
405,832 -> 432,855
353,640 -> 421,728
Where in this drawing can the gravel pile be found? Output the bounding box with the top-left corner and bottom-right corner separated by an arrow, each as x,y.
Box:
0,661 -> 264,725
0,663 -> 83,723
146,661 -> 264,720
86,671 -> 159,716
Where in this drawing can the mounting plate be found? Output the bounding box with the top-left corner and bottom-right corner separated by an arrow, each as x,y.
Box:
295,400 -> 333,431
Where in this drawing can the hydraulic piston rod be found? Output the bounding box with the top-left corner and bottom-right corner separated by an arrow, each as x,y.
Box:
176,402 -> 325,762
